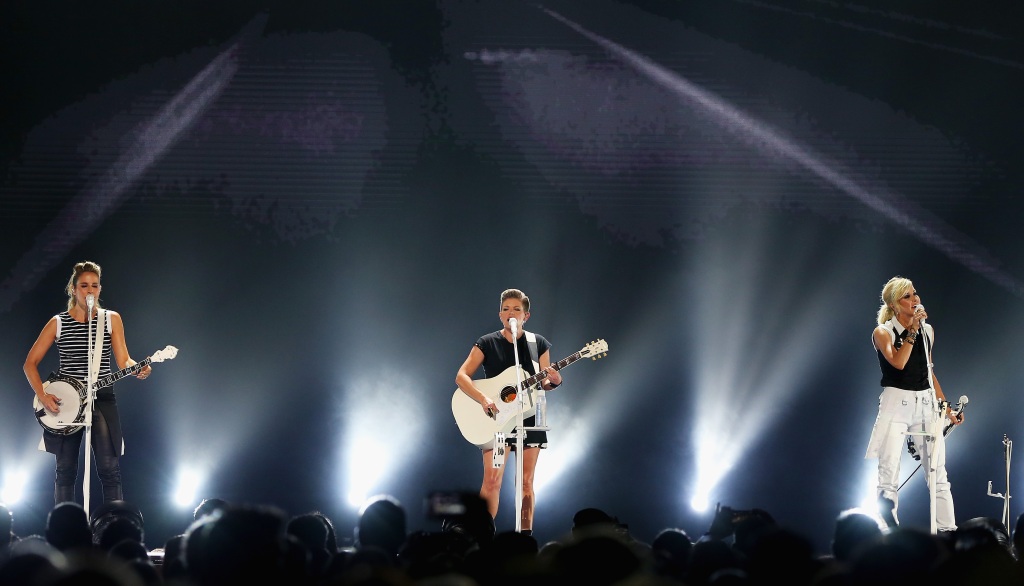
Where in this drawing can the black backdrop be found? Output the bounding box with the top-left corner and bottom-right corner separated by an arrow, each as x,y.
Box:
2,0 -> 1022,554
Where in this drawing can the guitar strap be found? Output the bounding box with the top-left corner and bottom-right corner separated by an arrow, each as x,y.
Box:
525,331 -> 539,368
521,331 -> 540,402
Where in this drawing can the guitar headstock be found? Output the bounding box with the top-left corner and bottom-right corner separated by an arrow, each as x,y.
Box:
151,345 -> 179,363
581,338 -> 608,360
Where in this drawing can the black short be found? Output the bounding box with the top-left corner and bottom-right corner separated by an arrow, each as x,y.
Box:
506,416 -> 548,450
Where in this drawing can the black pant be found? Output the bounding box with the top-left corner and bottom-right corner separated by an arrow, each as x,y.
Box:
53,408 -> 122,505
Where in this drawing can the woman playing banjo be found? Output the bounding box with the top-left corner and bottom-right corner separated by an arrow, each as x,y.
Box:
23,260 -> 152,506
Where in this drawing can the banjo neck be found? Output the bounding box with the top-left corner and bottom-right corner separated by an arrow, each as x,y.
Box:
91,357 -> 153,391
77,345 -> 176,392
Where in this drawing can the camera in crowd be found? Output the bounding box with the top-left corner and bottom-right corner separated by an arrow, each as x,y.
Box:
720,504 -> 754,527
425,490 -> 479,519
707,502 -> 774,540
424,490 -> 495,545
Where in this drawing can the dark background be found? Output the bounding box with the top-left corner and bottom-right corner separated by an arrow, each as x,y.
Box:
2,0 -> 1022,554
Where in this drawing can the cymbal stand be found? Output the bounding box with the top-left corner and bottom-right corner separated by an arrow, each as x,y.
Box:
986,434 -> 1012,532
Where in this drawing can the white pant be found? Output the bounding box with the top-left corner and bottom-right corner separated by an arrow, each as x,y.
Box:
864,387 -> 956,531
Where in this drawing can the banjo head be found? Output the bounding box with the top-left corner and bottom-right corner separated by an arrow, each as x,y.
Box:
35,373 -> 88,435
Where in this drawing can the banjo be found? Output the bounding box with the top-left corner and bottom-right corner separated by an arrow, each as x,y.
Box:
33,345 -> 178,435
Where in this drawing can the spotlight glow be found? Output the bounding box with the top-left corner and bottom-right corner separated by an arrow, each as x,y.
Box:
0,18 -> 254,313
540,7 -> 1023,297
173,468 -> 203,508
346,440 -> 389,508
690,493 -> 711,514
684,218 -> 871,511
337,367 -> 429,510
1,469 -> 28,506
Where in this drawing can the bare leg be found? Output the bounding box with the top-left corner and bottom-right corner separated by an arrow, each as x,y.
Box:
480,447 -> 508,519
519,447 -> 540,531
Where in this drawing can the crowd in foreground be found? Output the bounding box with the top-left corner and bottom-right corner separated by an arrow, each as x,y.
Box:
2,495 -> 1024,586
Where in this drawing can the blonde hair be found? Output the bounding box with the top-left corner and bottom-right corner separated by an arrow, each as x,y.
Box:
876,276 -> 912,325
65,261 -> 103,311
500,288 -> 530,313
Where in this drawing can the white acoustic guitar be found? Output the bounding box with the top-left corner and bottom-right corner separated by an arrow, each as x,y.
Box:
33,345 -> 179,435
452,339 -> 608,449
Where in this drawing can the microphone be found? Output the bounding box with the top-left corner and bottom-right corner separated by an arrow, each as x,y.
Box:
86,294 -> 95,311
915,304 -> 926,328
954,395 -> 968,417
508,317 -> 518,336
943,395 -> 968,435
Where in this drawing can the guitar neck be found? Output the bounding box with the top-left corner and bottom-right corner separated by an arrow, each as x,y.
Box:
522,350 -> 583,387
95,356 -> 152,389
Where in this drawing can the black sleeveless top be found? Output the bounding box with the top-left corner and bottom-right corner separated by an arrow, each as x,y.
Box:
876,319 -> 931,390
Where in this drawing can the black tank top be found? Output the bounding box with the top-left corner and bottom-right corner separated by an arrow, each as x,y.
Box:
877,320 -> 931,390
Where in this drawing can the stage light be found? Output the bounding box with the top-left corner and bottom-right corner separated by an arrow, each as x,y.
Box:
690,494 -> 711,514
173,468 -> 203,508
1,469 -> 29,506
345,439 -> 388,509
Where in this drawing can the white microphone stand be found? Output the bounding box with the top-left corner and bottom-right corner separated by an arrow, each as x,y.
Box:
509,319 -> 527,533
82,298 -> 99,516
903,320 -> 942,534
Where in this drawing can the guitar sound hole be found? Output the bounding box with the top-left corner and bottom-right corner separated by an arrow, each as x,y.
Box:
500,386 -> 517,403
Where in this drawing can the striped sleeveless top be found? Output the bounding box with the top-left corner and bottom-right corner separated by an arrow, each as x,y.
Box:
55,311 -> 115,394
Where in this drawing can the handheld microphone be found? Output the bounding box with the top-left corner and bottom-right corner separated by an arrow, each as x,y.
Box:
508,317 -> 518,336
943,395 -> 968,435
955,395 -> 968,418
915,304 -> 926,328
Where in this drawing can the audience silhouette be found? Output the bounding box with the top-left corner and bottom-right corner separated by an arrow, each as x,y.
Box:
45,501 -> 94,554
3,495 -> 1024,585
